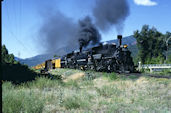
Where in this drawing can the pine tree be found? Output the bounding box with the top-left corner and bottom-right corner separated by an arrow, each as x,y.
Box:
1,45 -> 18,64
134,25 -> 167,64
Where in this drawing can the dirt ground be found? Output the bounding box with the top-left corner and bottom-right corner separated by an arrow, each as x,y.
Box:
63,72 -> 85,82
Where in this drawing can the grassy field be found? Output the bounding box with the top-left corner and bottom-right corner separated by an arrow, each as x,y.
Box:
2,68 -> 171,113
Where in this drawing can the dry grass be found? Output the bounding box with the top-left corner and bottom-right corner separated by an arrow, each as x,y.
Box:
63,72 -> 85,82
2,68 -> 171,113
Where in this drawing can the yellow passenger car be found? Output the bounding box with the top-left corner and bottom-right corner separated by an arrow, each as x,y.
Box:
52,58 -> 61,68
33,62 -> 45,70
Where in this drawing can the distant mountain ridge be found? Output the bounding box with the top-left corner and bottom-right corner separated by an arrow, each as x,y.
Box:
15,35 -> 137,66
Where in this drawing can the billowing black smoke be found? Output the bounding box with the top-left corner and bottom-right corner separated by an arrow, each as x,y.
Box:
38,11 -> 101,54
37,0 -> 129,54
78,16 -> 101,50
38,10 -> 79,53
93,0 -> 130,34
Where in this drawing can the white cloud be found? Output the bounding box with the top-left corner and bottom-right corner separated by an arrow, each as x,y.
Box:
133,0 -> 157,6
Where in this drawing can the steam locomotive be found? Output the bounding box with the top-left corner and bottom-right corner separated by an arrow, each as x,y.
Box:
33,35 -> 135,73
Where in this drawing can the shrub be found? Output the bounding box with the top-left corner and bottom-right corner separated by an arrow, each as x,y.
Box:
103,72 -> 118,80
62,96 -> 89,109
29,77 -> 61,89
109,73 -> 118,80
166,54 -> 171,63
161,69 -> 171,74
2,63 -> 38,84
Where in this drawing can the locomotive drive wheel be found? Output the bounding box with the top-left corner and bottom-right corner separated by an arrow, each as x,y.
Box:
107,65 -> 112,73
80,66 -> 85,71
88,65 -> 95,70
107,65 -> 111,71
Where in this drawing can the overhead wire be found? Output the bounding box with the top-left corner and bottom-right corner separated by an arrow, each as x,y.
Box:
2,23 -> 33,54
3,0 -> 35,57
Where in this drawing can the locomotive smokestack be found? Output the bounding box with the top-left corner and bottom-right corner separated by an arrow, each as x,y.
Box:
79,46 -> 82,53
117,35 -> 122,46
79,39 -> 84,53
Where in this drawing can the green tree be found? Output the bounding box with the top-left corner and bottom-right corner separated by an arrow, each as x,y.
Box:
164,31 -> 171,62
1,45 -> 38,84
1,45 -> 18,64
164,31 -> 171,42
166,54 -> 171,63
134,25 -> 167,64
2,45 -> 8,63
53,54 -> 60,58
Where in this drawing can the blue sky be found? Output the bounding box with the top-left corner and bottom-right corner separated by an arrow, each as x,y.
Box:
2,0 -> 171,58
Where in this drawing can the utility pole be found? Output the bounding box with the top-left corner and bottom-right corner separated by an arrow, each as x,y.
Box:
166,36 -> 171,61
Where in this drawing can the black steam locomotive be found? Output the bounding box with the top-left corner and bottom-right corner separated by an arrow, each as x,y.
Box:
34,35 -> 135,73
60,35 -> 134,73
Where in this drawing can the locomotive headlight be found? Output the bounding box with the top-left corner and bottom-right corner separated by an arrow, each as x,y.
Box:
124,44 -> 128,48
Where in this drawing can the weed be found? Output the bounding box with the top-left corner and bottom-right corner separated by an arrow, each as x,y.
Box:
103,72 -> 119,80
29,77 -> 61,89
61,96 -> 89,109
80,80 -> 94,87
2,82 -> 14,91
65,80 -> 79,88
128,75 -> 139,80
2,90 -> 44,113
96,85 -> 121,97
